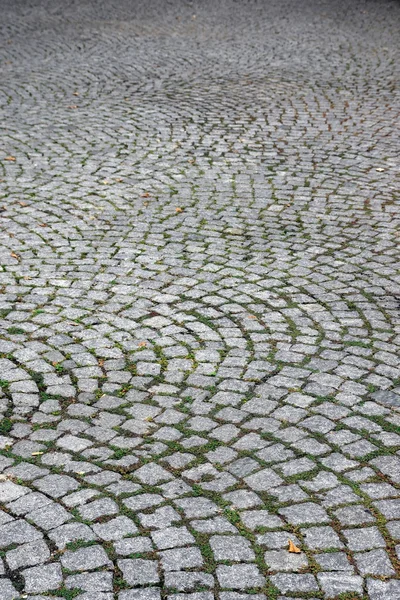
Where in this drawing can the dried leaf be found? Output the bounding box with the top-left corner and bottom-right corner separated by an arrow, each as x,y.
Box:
248,315 -> 257,319
31,451 -> 44,456
73,92 -> 79,96
375,168 -> 384,172
10,252 -> 20,261
138,341 -> 147,347
175,207 -> 183,213
141,192 -> 150,198
4,156 -> 16,161
145,416 -> 153,422
39,223 -> 47,227
68,105 -> 78,109
288,540 -> 301,553
17,201 -> 27,206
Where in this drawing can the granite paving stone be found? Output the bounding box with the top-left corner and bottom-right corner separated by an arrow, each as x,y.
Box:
0,0 -> 399,597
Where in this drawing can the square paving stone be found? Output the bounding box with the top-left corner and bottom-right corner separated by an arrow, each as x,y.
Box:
264,549 -> 308,572
191,516 -> 236,534
135,463 -> 174,484
118,559 -> 159,585
317,573 -> 363,598
92,516 -> 138,540
123,493 -> 164,512
34,474 -> 79,498
160,546 -> 203,571
27,502 -> 72,530
279,502 -> 329,525
300,416 -> 335,434
57,434 -> 93,452
244,468 -> 283,491
61,545 -> 111,571
320,484 -> 360,507
114,536 -> 153,555
343,526 -> 385,551
227,457 -> 260,477
216,564 -> 265,589
175,497 -> 219,518
0,480 -> 30,503
66,571 -> 114,591
6,539 -> 50,570
270,573 -> 318,594
164,571 -> 214,592
6,491 -> 53,515
223,489 -> 262,509
334,505 -> 375,525
139,506 -> 181,529
354,548 -> 395,576
151,526 -> 195,549
78,498 -> 119,521
366,578 -> 400,600
23,563 -> 63,593
210,535 -> 255,561
278,457 -> 315,477
301,526 -> 343,550
240,510 -> 283,530
373,498 -> 400,519
0,519 -> 43,547
48,522 -> 97,548
315,552 -> 353,572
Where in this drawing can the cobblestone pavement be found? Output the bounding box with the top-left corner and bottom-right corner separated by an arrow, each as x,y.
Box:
0,0 -> 399,598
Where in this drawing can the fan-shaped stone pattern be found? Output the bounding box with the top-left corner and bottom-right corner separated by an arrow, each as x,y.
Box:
0,0 -> 399,598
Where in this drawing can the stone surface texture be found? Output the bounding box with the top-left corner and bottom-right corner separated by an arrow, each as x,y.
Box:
0,0 -> 399,598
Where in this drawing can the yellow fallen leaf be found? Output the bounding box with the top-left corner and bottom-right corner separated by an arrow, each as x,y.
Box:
288,539 -> 301,553
31,452 -> 44,456
145,416 -> 154,422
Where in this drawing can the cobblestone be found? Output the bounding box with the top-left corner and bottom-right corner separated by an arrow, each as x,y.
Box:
0,0 -> 399,597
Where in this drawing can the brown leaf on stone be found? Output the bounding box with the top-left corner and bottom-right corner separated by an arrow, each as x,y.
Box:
4,156 -> 16,161
10,252 -> 20,261
175,207 -> 183,213
288,540 -> 301,553
138,341 -> 147,347
17,201 -> 27,206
